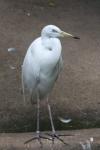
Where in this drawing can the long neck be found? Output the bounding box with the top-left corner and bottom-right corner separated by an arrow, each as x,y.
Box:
41,36 -> 62,56
41,35 -> 60,51
41,36 -> 51,49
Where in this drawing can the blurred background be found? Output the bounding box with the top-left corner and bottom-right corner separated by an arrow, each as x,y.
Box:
0,0 -> 100,132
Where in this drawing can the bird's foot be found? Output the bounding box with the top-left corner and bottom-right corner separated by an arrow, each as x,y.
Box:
46,132 -> 69,146
24,132 -> 71,147
24,131 -> 52,147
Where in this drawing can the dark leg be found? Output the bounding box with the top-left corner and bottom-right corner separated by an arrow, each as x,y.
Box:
24,92 -> 42,146
24,92 -> 52,147
46,97 -> 55,144
46,97 -> 69,146
36,92 -> 43,147
36,91 -> 40,133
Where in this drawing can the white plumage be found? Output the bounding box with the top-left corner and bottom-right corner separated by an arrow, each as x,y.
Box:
22,25 -> 64,101
22,25 -> 79,145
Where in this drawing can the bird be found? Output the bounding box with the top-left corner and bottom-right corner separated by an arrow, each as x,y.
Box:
22,25 -> 80,146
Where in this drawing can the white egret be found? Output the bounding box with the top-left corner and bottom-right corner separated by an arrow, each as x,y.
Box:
22,25 -> 80,146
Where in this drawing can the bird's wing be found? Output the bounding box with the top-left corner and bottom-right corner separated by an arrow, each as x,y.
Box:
22,44 -> 41,103
58,55 -> 63,72
54,55 -> 63,81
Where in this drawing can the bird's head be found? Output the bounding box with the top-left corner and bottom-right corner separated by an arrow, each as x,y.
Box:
41,25 -> 80,39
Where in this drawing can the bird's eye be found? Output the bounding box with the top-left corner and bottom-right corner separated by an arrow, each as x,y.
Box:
52,29 -> 57,33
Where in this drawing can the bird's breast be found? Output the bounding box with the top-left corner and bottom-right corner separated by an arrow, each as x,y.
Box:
39,50 -> 61,75
38,38 -> 61,71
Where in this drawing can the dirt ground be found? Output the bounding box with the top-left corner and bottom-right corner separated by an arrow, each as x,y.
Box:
0,0 -> 100,134
0,129 -> 100,150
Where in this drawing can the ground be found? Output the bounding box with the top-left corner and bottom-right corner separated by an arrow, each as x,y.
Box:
0,129 -> 100,150
0,0 -> 100,142
0,0 -> 100,149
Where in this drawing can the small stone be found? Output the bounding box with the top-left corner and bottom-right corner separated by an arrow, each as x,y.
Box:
8,48 -> 17,52
27,13 -> 30,16
9,65 -> 16,70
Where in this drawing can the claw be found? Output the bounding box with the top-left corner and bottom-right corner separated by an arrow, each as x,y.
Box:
24,133 -> 52,146
46,132 -> 69,146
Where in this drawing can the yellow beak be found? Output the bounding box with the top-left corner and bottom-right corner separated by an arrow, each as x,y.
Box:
61,31 -> 80,39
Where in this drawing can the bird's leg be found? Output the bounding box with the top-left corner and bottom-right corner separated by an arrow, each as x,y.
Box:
46,97 -> 55,145
47,97 -> 55,132
46,97 -> 68,146
24,92 -> 52,146
36,92 -> 40,133
24,92 -> 42,147
36,92 -> 43,147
